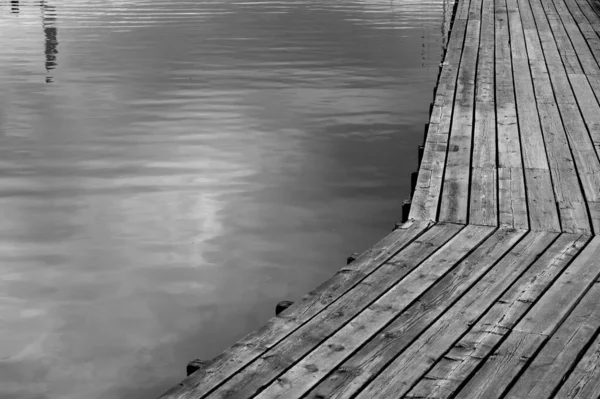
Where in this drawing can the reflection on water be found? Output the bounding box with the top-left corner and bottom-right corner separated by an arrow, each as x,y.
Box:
0,0 -> 452,398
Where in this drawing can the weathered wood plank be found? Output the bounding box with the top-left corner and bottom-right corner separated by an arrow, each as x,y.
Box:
155,221 -> 431,399
199,224 -> 463,399
496,0 -> 528,229
505,275 -> 600,398
524,168 -> 560,231
508,0 -> 561,231
550,0 -> 600,75
554,329 -> 600,398
568,74 -> 600,147
537,102 -> 590,233
303,228 -> 525,399
540,0 -> 584,75
470,167 -> 497,225
348,232 -> 558,399
517,0 -> 591,234
253,225 -> 495,399
528,0 -> 600,232
406,233 -> 589,399
563,0 -> 600,65
452,236 -> 600,399
469,0 -> 497,226
410,15 -> 471,222
498,168 -> 528,228
439,0 -> 483,224
574,0 -> 600,42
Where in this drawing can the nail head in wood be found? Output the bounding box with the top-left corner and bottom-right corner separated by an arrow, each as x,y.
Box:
275,300 -> 294,316
187,359 -> 208,376
393,222 -> 403,231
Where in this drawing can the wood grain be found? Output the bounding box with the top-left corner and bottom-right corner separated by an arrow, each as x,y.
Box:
351,232 -> 557,399
496,0 -> 528,229
254,225 -> 494,399
439,12 -> 481,224
453,236 -> 600,399
304,228 -> 525,399
407,233 -> 589,399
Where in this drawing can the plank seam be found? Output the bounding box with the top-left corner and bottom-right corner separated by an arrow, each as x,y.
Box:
560,0 -> 600,167
466,0 -> 485,225
526,0 -> 595,234
541,0 -> 600,234
281,226 -> 501,399
336,229 -> 539,399
547,318 -> 600,398
493,0 -> 501,229
562,0 -> 600,70
444,234 -> 593,399
403,232 -> 564,399
514,0 -> 563,232
434,1 -> 472,223
507,0 -> 533,232
493,236 -> 598,399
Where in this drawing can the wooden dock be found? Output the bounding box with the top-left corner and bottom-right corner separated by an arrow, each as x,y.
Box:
157,0 -> 600,396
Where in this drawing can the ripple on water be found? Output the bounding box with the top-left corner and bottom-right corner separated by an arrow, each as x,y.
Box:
0,0 -> 452,398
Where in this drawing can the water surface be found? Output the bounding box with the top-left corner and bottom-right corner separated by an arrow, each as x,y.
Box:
0,0 -> 452,397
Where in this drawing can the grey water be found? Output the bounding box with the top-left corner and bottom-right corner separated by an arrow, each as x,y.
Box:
0,0 -> 452,398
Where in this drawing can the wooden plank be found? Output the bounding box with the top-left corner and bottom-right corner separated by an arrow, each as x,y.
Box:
406,233 -> 589,399
195,224 -> 463,399
517,0 -> 591,233
537,102 -> 590,233
550,0 -> 600,75
539,0 -> 584,75
410,124 -> 455,222
345,232 -> 558,399
568,74 -> 600,146
495,0 -> 528,229
498,168 -> 528,228
410,15 -> 471,222
555,101 -> 600,233
507,0 -> 561,232
252,225 -> 495,399
563,0 -> 600,63
554,330 -> 600,398
523,168 -> 560,231
504,276 -> 600,398
469,167 -> 497,225
456,0 -> 474,20
303,228 -> 525,399
527,0 -> 600,233
575,0 -> 600,37
451,236 -> 600,399
469,0 -> 497,226
438,6 -> 481,224
155,220 -> 431,399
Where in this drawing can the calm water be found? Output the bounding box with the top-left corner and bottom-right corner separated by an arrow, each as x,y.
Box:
0,0 -> 451,398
